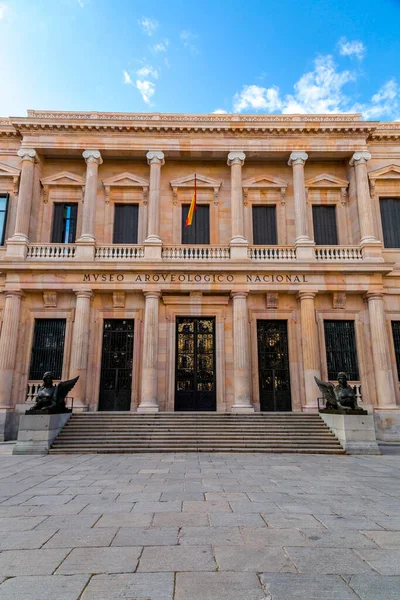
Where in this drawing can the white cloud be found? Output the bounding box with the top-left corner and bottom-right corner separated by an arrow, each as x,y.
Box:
212,109 -> 228,114
233,85 -> 282,113
338,38 -> 365,60
123,70 -> 133,85
138,17 -> 158,36
136,65 -> 158,79
164,57 -> 171,69
180,29 -> 199,54
152,40 -> 169,53
355,79 -> 399,120
136,80 -> 156,104
0,3 -> 9,19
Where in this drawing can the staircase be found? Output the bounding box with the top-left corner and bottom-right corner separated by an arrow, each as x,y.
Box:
49,412 -> 345,454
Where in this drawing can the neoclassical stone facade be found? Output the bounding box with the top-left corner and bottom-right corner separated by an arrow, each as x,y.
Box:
0,110 -> 400,440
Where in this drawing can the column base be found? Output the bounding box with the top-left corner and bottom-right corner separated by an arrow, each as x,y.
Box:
295,241 -> 315,261
361,240 -> 383,261
5,240 -> 28,260
231,405 -> 255,413
230,241 -> 249,261
75,241 -> 96,260
302,404 -> 319,413
144,241 -> 162,260
137,405 -> 159,413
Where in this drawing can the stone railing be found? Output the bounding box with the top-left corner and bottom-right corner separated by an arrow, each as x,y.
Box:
162,246 -> 231,260
248,246 -> 297,261
315,246 -> 363,261
95,245 -> 145,260
27,244 -> 76,259
26,381 -> 42,402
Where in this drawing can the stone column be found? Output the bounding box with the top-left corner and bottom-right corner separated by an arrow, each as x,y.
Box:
7,149 -> 37,258
298,291 -> 321,411
228,152 -> 248,259
231,292 -> 254,412
349,151 -> 381,259
76,150 -> 102,259
138,291 -> 161,412
0,291 -> 23,440
366,292 -> 397,409
288,151 -> 314,260
69,290 -> 93,410
144,151 -> 164,259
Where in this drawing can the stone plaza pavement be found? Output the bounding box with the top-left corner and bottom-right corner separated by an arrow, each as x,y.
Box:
0,453 -> 399,599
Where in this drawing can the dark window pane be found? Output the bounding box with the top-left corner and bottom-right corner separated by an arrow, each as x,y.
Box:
380,198 -> 400,248
0,194 -> 9,245
113,204 -> 138,244
52,203 -> 77,243
313,205 -> 338,245
29,319 -> 66,380
252,205 -> 277,244
392,321 -> 400,379
324,320 -> 359,381
182,205 -> 210,244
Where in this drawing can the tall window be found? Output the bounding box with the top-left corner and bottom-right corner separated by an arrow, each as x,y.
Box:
182,204 -> 210,244
391,321 -> 400,379
380,198 -> 400,248
51,204 -> 78,243
312,205 -> 338,245
113,204 -> 139,244
324,320 -> 359,381
29,319 -> 66,380
252,205 -> 277,245
0,193 -> 9,245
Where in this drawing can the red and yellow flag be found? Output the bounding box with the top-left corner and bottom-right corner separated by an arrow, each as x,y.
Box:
185,174 -> 197,227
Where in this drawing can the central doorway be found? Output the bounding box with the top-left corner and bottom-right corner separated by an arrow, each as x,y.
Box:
257,319 -> 292,411
98,319 -> 134,411
175,317 -> 216,411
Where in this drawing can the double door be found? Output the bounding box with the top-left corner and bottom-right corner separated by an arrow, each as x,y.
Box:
98,319 -> 134,411
257,319 -> 292,411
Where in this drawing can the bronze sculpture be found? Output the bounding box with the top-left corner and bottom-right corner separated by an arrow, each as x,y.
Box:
26,372 -> 79,415
315,372 -> 367,414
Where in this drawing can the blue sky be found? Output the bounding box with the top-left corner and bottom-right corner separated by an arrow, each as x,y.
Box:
1,0 -> 399,119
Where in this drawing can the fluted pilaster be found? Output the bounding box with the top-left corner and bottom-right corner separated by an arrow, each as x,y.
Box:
78,150 -> 102,243
231,291 -> 254,412
138,291 -> 161,412
145,151 -> 164,244
350,151 -> 378,245
11,149 -> 37,242
298,291 -> 321,411
228,151 -> 247,246
69,289 -> 93,408
0,291 -> 23,409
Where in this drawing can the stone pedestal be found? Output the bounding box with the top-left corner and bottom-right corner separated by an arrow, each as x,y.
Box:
13,413 -> 71,455
75,241 -> 96,261
320,412 -> 380,454
138,291 -> 161,413
231,292 -> 254,413
374,411 -> 400,442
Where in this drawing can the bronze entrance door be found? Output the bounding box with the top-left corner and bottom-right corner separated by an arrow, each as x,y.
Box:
257,320 -> 291,411
98,319 -> 134,411
175,317 -> 216,411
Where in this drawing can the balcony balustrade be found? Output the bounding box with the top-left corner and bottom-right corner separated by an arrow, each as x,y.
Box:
26,244 -> 76,259
162,246 -> 231,260
248,246 -> 297,261
95,245 -> 145,260
315,246 -> 363,261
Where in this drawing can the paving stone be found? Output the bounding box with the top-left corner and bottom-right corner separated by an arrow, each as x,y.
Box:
0,548 -> 70,576
348,575 -> 400,600
182,500 -> 231,512
179,526 -> 243,545
303,529 -> 378,548
175,572 -> 265,600
286,547 -> 376,574
113,526 -> 179,546
0,516 -> 47,531
215,545 -> 297,572
152,512 -> 209,527
131,500 -> 182,513
260,573 -> 359,599
94,513 -> 153,528
137,545 -> 216,571
361,530 -> 400,548
355,549 -> 400,574
0,528 -> 58,550
318,515 -> 384,530
57,546 -> 142,574
204,492 -> 249,501
36,515 -> 101,530
240,527 -> 312,547
116,492 -> 161,502
160,491 -> 205,501
43,527 -> 117,548
0,575 -> 91,600
27,502 -> 90,516
261,512 -> 327,529
230,501 -> 280,513
81,572 -> 174,600
80,502 -> 135,514
23,495 -> 75,506
209,512 -> 266,527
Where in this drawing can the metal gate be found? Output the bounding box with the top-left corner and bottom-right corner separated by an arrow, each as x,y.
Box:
257,320 -> 291,411
98,319 -> 134,411
175,317 -> 216,411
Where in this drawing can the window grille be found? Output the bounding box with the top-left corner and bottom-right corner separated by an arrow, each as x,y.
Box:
29,319 -> 66,380
324,320 -> 359,381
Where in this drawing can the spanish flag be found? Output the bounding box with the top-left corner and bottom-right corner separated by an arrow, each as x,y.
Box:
185,173 -> 197,227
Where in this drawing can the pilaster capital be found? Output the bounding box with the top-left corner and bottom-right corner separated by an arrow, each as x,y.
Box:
82,149 -> 103,165
227,151 -> 246,167
73,289 -> 93,300
17,148 -> 37,163
146,151 -> 165,166
350,151 -> 371,167
4,289 -> 24,300
144,290 -> 162,300
297,290 -> 317,302
288,151 -> 308,167
231,291 -> 248,300
365,291 -> 384,302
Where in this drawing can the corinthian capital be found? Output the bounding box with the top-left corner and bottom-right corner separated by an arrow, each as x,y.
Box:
147,151 -> 165,166
82,149 -> 103,165
350,151 -> 371,167
17,148 -> 37,162
288,151 -> 308,167
227,151 -> 246,167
